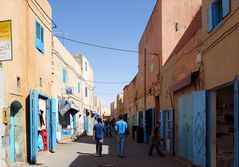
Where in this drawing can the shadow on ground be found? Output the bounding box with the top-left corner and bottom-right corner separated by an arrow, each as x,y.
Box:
68,135 -> 184,167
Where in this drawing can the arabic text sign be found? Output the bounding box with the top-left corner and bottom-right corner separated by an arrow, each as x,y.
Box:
0,20 -> 12,61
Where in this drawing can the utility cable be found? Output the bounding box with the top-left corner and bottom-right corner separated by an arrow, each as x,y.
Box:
54,35 -> 158,55
54,35 -> 138,53
87,80 -> 131,84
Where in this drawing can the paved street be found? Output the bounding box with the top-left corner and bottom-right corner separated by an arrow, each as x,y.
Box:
16,136 -> 184,167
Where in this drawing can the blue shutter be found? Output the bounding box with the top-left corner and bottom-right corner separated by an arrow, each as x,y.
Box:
207,4 -> 213,32
234,76 -> 239,167
29,90 -> 39,163
192,91 -> 206,166
49,98 -> 57,153
222,0 -> 230,18
78,83 -> 80,92
212,2 -> 222,27
63,69 -> 66,83
35,20 -> 44,53
35,20 -> 41,52
40,26 -> 44,53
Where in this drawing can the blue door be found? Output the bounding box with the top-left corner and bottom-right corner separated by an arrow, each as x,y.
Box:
178,94 -> 193,161
160,111 -> 166,151
168,109 -> 174,156
234,76 -> 239,167
29,90 -> 39,163
142,111 -> 146,143
49,97 -> 57,153
152,109 -> 155,130
10,109 -> 15,162
73,114 -> 76,129
192,91 -> 206,166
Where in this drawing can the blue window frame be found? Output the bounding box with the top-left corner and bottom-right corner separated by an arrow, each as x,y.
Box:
207,0 -> 231,32
85,87 -> 88,97
35,20 -> 44,53
62,68 -> 67,83
78,82 -> 81,92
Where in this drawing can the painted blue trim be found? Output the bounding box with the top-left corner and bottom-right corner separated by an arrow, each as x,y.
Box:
29,90 -> 39,163
35,20 -> 44,53
234,76 -> 239,167
207,4 -> 213,32
222,0 -> 230,18
10,109 -> 15,162
47,99 -> 51,152
49,97 -> 57,153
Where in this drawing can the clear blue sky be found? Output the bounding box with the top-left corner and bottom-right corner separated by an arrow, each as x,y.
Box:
48,0 -> 157,106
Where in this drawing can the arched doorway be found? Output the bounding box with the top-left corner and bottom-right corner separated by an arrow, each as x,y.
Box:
10,101 -> 22,163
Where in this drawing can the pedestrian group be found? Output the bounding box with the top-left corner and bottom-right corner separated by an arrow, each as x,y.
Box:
93,115 -> 164,158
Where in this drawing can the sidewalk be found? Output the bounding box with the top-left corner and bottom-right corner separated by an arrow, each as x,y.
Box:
15,136 -> 185,167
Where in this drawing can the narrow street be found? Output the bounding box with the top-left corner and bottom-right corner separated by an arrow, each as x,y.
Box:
17,136 -> 184,167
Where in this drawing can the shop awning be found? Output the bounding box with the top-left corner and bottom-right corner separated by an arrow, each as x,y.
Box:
85,109 -> 90,117
91,111 -> 100,119
169,67 -> 199,92
58,98 -> 80,116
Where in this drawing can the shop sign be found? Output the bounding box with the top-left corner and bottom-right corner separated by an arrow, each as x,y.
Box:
0,20 -> 12,61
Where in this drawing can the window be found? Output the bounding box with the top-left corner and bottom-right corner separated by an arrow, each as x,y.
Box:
85,87 -> 88,97
85,61 -> 88,71
78,82 -> 81,92
207,0 -> 230,32
35,20 -> 44,53
63,68 -> 67,83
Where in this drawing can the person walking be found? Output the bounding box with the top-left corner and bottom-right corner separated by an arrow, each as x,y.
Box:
115,115 -> 128,158
93,117 -> 104,157
148,122 -> 164,157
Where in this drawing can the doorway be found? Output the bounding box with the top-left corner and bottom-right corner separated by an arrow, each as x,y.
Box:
216,85 -> 234,167
10,100 -> 23,163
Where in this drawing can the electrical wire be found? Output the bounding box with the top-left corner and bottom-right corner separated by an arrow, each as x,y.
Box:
32,0 -> 57,28
54,35 -> 158,56
88,80 -> 131,84
54,35 -> 138,53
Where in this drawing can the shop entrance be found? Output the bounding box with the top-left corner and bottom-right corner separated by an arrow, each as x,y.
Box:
215,85 -> 234,167
10,101 -> 23,163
